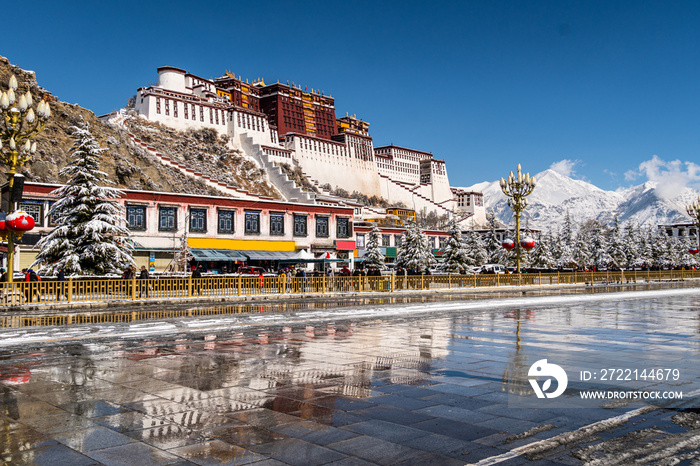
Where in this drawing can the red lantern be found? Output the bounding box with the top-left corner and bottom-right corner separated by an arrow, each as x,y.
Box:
520,236 -> 536,250
690,247 -> 699,256
502,238 -> 515,250
0,213 -> 6,233
6,211 -> 35,232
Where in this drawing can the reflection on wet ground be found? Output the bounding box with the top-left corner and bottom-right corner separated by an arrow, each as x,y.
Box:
1,280 -> 696,330
0,287 -> 699,464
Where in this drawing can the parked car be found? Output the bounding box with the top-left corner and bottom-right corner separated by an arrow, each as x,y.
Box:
237,266 -> 276,276
480,264 -> 506,274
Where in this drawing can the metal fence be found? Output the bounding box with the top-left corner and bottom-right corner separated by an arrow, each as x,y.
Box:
0,269 -> 698,308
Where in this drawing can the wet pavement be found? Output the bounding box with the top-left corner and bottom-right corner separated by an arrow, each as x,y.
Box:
1,286 -> 700,465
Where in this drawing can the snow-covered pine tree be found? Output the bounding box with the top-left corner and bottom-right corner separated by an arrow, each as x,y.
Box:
463,228 -> 488,268
590,222 -> 613,269
32,120 -> 134,275
608,216 -> 626,269
554,211 -> 576,268
396,220 -> 436,271
572,229 -> 592,269
364,225 -> 386,269
530,230 -> 557,269
622,222 -> 640,269
442,220 -> 467,272
484,210 -> 503,263
679,235 -> 699,269
650,229 -> 672,269
634,226 -> 654,269
666,235 -> 683,269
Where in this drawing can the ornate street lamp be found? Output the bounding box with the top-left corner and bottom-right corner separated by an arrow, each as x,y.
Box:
0,74 -> 51,283
687,194 -> 700,254
500,164 -> 536,274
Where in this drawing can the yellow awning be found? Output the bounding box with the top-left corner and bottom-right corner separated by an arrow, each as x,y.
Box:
187,238 -> 296,252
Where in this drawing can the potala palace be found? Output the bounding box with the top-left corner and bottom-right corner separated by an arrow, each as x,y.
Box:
133,66 -> 486,226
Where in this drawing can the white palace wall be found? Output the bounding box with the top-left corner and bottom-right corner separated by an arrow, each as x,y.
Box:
227,110 -> 278,150
283,134 -> 383,196
134,88 -> 230,135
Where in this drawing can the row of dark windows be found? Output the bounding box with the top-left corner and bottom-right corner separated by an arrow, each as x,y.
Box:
155,98 -> 226,125
126,206 -> 351,238
15,201 -> 351,238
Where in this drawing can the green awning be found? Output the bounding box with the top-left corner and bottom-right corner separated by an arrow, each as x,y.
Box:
241,250 -> 301,261
190,249 -> 247,262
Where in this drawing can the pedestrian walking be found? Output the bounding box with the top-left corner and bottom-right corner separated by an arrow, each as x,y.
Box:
57,267 -> 68,301
192,265 -> 203,295
326,267 -> 334,292
139,266 -> 150,298
278,268 -> 287,293
123,265 -> 135,297
25,268 -> 41,303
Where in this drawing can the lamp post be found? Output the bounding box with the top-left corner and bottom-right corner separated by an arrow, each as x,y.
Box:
499,164 -> 536,274
687,195 -> 700,253
0,74 -> 51,283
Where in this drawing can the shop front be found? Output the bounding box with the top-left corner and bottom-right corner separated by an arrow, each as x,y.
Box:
187,238 -> 298,273
335,240 -> 356,269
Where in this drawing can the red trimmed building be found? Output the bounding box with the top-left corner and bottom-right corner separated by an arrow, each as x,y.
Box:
11,183 -> 358,273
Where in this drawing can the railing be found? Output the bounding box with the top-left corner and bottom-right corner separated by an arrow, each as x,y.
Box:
0,270 -> 698,308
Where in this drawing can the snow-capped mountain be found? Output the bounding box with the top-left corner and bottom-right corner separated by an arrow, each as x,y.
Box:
458,169 -> 698,231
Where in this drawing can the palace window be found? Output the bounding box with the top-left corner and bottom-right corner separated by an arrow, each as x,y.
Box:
184,103 -> 188,119
244,211 -> 260,234
173,101 -> 178,118
209,108 -> 213,124
158,206 -> 177,232
164,99 -> 170,116
293,214 -> 307,237
200,107 -> 204,122
127,205 -> 147,231
356,234 -> 365,249
18,202 -> 43,227
439,237 -> 448,248
189,208 -> 207,233
156,98 -> 161,114
217,210 -> 234,234
315,216 -> 329,238
382,235 -> 391,247
394,235 -> 403,247
337,218 -> 351,238
270,214 -> 285,236
47,202 -> 60,227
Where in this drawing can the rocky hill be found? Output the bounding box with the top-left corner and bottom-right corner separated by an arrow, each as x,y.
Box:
0,56 -> 279,199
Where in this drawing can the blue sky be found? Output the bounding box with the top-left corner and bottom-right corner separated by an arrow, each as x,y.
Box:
5,0 -> 700,191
